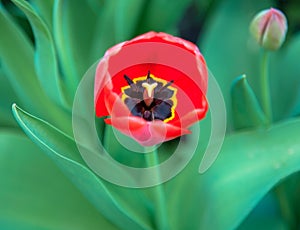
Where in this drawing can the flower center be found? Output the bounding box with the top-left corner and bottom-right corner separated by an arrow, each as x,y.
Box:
121,71 -> 177,122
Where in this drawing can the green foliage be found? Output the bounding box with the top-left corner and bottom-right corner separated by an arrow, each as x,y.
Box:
1,0 -> 300,229
12,104 -> 154,230
199,0 -> 273,131
0,130 -> 117,230
231,75 -> 266,129
270,33 -> 300,119
165,116 -> 300,229
12,0 -> 68,107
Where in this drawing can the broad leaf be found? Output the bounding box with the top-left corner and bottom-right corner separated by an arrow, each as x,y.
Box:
0,130 -> 117,230
0,5 -> 71,134
53,0 -> 104,97
167,117 -> 300,229
0,69 -> 19,127
199,0 -> 272,131
0,5 -> 42,113
30,0 -> 54,33
270,33 -> 300,120
12,0 -> 69,107
12,104 -> 154,230
237,193 -> 288,230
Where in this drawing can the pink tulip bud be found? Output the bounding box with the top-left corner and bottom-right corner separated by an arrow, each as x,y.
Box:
250,8 -> 287,51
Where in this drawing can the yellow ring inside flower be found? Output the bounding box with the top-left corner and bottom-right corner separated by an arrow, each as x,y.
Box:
121,73 -> 177,122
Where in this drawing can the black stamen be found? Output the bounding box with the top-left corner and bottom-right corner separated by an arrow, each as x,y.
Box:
146,70 -> 151,83
123,72 -> 175,122
124,74 -> 134,85
159,80 -> 174,92
124,74 -> 138,91
147,70 -> 151,79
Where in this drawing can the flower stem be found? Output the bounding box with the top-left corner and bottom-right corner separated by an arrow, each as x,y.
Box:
260,50 -> 272,125
274,184 -> 296,230
144,147 -> 169,230
261,50 -> 296,229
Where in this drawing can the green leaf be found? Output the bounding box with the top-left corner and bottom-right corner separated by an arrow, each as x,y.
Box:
12,104 -> 153,230
0,6 -> 42,112
199,0 -> 272,131
114,0 -> 146,41
12,0 -> 69,107
238,193 -> 288,230
136,0 -> 193,34
53,0 -> 101,97
0,4 -> 71,134
103,126 -> 149,168
231,75 -> 267,129
86,0 -> 104,14
29,0 -> 54,33
167,117 -> 300,229
89,0 -> 144,57
270,33 -> 300,120
89,1 -> 121,61
0,130 -> 117,230
0,69 -> 19,127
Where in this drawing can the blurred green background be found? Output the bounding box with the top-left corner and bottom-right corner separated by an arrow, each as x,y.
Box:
1,0 -> 300,229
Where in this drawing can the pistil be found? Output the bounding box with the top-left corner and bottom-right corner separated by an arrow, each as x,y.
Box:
142,82 -> 158,106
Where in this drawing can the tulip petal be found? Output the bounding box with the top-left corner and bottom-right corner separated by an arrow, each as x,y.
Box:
106,116 -> 190,146
94,32 -> 209,145
94,57 -> 112,117
105,116 -> 146,133
174,108 -> 207,129
105,90 -> 131,117
150,121 -> 191,142
173,95 -> 208,128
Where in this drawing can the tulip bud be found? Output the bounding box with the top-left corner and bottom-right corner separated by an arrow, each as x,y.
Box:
250,8 -> 287,51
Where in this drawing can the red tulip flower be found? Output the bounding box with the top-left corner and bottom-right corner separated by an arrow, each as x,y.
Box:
94,32 -> 208,146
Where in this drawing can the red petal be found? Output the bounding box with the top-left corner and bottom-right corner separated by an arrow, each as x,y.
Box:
94,32 -> 209,145
126,31 -> 201,57
94,32 -> 208,118
108,63 -> 207,123
94,57 -> 113,117
105,116 -> 146,132
173,95 -> 208,128
94,42 -> 126,117
104,90 -> 130,117
106,116 -> 190,146
150,121 -> 191,143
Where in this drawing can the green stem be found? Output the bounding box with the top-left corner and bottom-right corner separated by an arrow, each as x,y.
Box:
145,147 -> 169,230
274,184 -> 296,230
260,50 -> 272,125
260,50 -> 296,228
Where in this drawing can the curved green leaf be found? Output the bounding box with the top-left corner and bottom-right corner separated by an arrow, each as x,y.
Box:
238,193 -> 288,230
114,0 -> 145,42
0,69 -> 19,127
12,104 -> 153,230
0,5 -> 71,134
231,75 -> 267,129
30,0 -> 54,32
12,0 -> 69,107
199,0 -> 272,131
167,118 -> 300,229
0,130 -> 117,230
0,6 -> 42,112
53,0 -> 101,97
270,33 -> 300,119
89,1 -> 120,62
